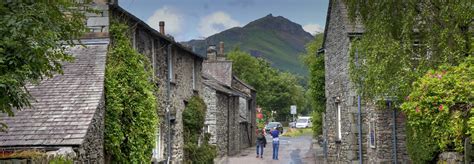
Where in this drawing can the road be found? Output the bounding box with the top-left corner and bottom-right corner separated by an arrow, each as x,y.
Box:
219,134 -> 317,164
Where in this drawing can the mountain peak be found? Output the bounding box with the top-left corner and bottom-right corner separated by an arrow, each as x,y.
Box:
244,14 -> 307,35
183,15 -> 314,75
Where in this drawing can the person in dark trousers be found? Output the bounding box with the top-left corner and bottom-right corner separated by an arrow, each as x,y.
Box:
270,127 -> 280,160
256,129 -> 266,158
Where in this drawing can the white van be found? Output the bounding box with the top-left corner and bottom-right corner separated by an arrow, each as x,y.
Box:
295,116 -> 312,129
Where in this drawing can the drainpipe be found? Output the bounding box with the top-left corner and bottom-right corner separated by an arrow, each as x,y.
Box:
166,44 -> 172,164
356,49 -> 363,164
389,100 -> 397,164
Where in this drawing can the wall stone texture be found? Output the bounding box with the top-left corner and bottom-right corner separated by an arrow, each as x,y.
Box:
76,97 -> 105,163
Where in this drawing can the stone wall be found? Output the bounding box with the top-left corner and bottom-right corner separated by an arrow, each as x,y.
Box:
203,86 -> 218,145
438,152 -> 464,164
324,0 -> 360,162
216,92 -> 231,157
76,97 -> 105,163
366,107 -> 409,163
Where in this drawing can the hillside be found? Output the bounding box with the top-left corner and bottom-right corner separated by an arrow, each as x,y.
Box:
184,14 -> 314,75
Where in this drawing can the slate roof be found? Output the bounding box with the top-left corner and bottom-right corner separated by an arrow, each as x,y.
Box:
202,73 -> 248,98
0,39 -> 108,147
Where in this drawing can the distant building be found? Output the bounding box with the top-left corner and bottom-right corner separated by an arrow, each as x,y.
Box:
201,42 -> 257,158
321,0 -> 409,163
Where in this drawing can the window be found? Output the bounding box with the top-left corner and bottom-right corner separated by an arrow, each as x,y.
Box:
192,59 -> 196,90
152,127 -> 162,160
337,103 -> 342,141
369,120 -> 376,148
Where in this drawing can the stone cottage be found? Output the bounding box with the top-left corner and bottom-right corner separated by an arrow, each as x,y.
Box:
201,43 -> 257,158
0,0 -> 206,163
321,0 -> 409,163
108,4 -> 206,163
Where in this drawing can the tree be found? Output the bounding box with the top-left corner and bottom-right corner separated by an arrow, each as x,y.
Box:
344,0 -> 472,101
227,50 -> 305,121
0,1 -> 90,127
301,33 -> 325,136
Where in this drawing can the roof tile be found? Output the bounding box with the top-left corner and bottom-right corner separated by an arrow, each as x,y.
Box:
0,39 -> 108,147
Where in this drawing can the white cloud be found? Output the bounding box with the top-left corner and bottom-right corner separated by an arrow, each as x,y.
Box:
198,11 -> 240,37
303,24 -> 324,35
146,6 -> 183,36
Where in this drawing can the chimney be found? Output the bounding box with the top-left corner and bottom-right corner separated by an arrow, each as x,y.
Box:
159,21 -> 165,35
206,45 -> 217,61
219,41 -> 225,56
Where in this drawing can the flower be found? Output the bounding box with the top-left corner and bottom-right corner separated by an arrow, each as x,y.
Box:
439,104 -> 443,111
416,106 -> 420,113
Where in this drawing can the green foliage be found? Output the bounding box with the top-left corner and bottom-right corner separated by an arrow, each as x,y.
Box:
227,50 -> 306,121
344,0 -> 473,101
48,156 -> 73,164
0,1 -> 90,130
301,33 -> 325,136
401,56 -> 473,162
183,96 -> 217,163
406,124 -> 439,163
104,23 -> 158,163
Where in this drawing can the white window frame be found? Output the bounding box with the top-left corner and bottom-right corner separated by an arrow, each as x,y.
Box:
337,103 -> 342,141
152,127 -> 162,160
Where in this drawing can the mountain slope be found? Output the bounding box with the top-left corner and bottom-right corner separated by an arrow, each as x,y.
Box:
184,14 -> 314,75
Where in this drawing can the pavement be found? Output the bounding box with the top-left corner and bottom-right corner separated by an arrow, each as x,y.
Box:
217,133 -> 321,164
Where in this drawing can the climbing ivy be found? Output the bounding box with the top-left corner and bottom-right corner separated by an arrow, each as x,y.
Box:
104,22 -> 158,163
401,56 -> 473,162
182,95 -> 217,163
344,0 -> 472,101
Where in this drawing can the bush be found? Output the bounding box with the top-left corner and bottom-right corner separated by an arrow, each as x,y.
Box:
401,56 -> 473,162
104,22 -> 158,163
183,96 -> 217,163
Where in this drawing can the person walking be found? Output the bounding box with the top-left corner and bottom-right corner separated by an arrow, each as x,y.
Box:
270,127 -> 280,160
256,129 -> 266,158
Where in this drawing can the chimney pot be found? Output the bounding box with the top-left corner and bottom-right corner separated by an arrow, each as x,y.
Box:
159,21 -> 165,35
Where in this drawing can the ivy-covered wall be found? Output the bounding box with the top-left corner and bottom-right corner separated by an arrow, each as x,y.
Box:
104,22 -> 159,163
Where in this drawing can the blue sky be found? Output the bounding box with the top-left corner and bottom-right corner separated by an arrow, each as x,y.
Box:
119,0 -> 329,41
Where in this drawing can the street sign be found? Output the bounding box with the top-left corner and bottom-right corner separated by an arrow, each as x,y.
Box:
290,105 -> 297,114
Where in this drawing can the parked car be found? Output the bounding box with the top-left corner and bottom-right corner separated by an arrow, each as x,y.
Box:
295,116 -> 312,128
265,122 -> 283,134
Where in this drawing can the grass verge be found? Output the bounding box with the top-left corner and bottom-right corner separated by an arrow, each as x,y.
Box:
282,128 -> 313,137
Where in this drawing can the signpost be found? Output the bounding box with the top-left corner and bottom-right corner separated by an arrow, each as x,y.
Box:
291,105 -> 297,125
